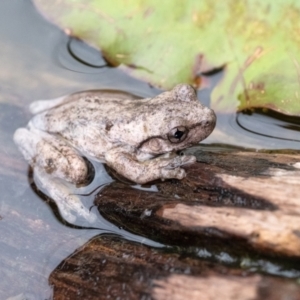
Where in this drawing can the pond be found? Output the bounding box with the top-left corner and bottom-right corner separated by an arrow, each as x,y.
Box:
1,1 -> 300,299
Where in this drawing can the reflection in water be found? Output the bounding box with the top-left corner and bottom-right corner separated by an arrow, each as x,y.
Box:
30,162 -> 113,229
236,110 -> 300,143
31,161 -> 164,246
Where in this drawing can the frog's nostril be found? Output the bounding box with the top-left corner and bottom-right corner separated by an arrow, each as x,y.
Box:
201,120 -> 210,127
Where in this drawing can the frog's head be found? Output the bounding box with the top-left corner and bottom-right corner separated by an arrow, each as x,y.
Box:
135,84 -> 216,155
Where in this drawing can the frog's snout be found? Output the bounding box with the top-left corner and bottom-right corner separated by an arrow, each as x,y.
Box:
203,109 -> 216,132
195,109 -> 216,143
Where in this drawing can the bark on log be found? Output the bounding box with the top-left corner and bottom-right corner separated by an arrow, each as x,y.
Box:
3,145 -> 300,299
49,235 -> 300,300
96,149 -> 300,258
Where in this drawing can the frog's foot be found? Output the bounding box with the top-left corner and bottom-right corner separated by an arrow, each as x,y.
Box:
14,127 -> 96,224
161,154 -> 196,169
34,168 -> 97,224
105,148 -> 196,184
154,154 -> 196,181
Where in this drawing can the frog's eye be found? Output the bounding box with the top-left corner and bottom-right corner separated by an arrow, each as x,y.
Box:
167,126 -> 188,143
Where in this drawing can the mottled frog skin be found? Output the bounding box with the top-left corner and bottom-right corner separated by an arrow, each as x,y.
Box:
14,84 -> 216,223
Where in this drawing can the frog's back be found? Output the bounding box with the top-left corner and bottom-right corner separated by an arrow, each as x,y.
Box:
30,90 -> 141,113
30,90 -> 145,133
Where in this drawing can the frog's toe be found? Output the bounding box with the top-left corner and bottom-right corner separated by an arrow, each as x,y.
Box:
180,155 -> 196,166
161,167 -> 186,180
164,155 -> 196,169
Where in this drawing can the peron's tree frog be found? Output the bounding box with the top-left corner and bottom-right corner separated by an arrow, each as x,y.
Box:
14,84 -> 216,223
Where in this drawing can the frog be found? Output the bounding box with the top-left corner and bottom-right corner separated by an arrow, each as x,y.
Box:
14,84 -> 216,223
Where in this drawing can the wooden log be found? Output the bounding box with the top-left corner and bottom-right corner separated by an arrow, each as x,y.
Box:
96,149 -> 300,258
49,235 -> 300,300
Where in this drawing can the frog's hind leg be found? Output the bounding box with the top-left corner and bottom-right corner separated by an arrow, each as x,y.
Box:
14,127 -> 97,223
13,127 -> 89,185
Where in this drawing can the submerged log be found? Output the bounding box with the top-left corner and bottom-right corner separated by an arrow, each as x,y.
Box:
96,149 -> 300,258
49,235 -> 300,300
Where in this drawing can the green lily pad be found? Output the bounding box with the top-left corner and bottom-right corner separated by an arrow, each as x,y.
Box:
33,0 -> 300,116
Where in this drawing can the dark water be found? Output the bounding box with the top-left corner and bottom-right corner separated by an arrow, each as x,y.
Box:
0,1 -> 300,299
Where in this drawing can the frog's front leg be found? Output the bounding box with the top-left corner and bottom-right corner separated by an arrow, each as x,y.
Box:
105,147 -> 196,184
14,126 -> 96,223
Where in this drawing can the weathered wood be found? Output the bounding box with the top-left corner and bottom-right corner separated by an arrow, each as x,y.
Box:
96,149 -> 300,258
3,138 -> 300,299
49,235 -> 300,300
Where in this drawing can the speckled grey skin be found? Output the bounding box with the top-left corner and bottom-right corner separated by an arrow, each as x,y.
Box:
14,84 -> 216,223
